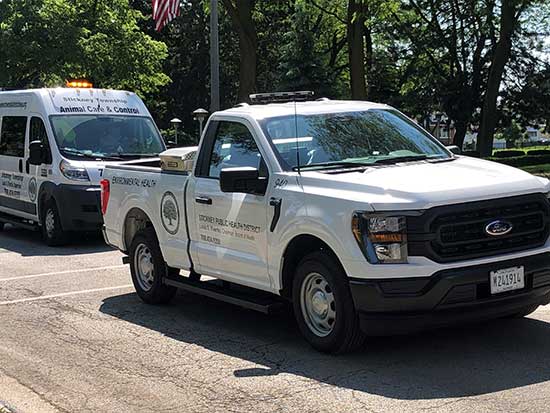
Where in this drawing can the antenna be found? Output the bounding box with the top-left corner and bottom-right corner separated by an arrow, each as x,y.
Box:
294,99 -> 301,175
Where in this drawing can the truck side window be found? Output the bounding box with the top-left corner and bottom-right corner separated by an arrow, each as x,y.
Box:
30,117 -> 52,164
207,122 -> 263,179
0,116 -> 27,157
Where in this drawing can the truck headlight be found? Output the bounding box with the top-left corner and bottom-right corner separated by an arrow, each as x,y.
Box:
59,160 -> 90,181
352,213 -> 408,264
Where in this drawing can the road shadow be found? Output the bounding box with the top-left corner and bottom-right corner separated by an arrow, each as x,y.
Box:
0,224 -> 113,256
100,291 -> 550,400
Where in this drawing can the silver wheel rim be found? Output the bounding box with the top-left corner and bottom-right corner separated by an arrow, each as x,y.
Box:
134,243 -> 155,292
45,209 -> 55,237
300,272 -> 336,337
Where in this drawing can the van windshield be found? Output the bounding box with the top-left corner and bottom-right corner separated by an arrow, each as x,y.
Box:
50,115 -> 165,160
260,109 -> 451,170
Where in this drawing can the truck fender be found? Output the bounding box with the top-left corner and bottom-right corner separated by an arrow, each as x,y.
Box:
274,217 -> 352,295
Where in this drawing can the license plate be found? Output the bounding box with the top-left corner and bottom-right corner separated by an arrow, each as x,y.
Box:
490,266 -> 525,295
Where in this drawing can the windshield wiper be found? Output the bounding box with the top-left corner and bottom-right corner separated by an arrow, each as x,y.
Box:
372,155 -> 429,165
109,153 -> 159,159
293,161 -> 372,171
61,148 -> 122,161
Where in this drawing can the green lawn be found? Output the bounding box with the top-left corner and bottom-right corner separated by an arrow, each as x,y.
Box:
493,146 -> 550,155
519,163 -> 550,176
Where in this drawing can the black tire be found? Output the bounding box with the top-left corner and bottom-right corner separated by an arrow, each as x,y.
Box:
41,199 -> 67,246
292,251 -> 367,354
129,227 -> 177,305
508,305 -> 539,319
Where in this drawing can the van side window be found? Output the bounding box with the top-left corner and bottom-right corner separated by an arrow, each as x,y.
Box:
0,116 -> 27,157
30,117 -> 52,163
207,122 -> 262,179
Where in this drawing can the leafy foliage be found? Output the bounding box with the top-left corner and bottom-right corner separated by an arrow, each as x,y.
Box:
0,0 -> 169,94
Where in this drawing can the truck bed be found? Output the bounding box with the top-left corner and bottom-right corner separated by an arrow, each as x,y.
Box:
102,163 -> 192,270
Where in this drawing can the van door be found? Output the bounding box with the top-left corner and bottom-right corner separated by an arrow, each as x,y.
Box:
28,116 -> 53,212
188,120 -> 272,290
0,116 -> 36,219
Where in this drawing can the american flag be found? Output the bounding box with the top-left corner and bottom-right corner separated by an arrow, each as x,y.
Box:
152,0 -> 180,32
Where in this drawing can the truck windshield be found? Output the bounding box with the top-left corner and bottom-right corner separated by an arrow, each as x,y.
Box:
260,109 -> 451,170
50,115 -> 165,160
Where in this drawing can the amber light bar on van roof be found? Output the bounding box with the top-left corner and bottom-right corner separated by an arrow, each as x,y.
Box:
66,80 -> 93,89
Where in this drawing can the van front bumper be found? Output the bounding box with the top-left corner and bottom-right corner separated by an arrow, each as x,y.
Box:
349,252 -> 550,335
53,184 -> 102,231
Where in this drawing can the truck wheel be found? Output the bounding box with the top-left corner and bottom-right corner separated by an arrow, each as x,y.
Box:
292,251 -> 367,353
41,199 -> 67,246
129,228 -> 177,305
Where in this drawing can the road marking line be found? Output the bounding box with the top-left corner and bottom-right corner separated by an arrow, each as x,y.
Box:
0,285 -> 133,306
0,265 -> 126,282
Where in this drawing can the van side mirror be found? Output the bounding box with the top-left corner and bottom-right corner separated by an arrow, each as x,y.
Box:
446,145 -> 461,155
220,167 -> 268,195
29,140 -> 46,165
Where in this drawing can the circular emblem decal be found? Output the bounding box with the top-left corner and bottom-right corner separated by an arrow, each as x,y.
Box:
160,191 -> 179,235
485,220 -> 513,237
28,178 -> 37,203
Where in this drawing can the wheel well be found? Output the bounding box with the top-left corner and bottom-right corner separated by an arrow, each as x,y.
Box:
123,208 -> 154,252
280,234 -> 339,299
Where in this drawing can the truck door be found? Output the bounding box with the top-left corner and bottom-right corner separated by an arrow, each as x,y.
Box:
188,120 -> 271,290
0,116 -> 36,219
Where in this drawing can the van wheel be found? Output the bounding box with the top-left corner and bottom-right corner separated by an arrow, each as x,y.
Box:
41,200 -> 67,246
129,227 -> 177,305
292,251 -> 367,354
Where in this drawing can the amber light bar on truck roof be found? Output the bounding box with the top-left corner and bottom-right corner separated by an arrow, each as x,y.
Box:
66,80 -> 93,89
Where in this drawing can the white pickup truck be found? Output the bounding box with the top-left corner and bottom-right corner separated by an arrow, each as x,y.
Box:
102,92 -> 550,353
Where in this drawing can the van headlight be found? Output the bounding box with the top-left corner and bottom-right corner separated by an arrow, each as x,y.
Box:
59,160 -> 90,181
352,212 -> 408,264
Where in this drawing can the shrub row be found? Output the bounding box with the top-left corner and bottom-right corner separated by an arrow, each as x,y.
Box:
493,150 -> 525,158
486,154 -> 550,167
526,149 -> 550,156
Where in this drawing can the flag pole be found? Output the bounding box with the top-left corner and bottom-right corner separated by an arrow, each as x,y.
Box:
210,0 -> 220,112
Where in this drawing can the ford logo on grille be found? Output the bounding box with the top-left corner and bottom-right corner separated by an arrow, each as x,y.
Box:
485,220 -> 513,236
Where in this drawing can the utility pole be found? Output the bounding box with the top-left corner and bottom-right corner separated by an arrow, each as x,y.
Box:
210,0 -> 220,112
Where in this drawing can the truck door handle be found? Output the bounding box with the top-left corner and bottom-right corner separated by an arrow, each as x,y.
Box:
269,197 -> 282,232
18,159 -> 23,173
195,196 -> 212,205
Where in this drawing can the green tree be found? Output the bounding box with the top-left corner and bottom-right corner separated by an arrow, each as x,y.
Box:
0,0 -> 169,95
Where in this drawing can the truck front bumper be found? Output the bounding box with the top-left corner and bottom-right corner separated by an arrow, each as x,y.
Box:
350,252 -> 550,335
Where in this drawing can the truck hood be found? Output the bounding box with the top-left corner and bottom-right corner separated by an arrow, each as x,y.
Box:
299,156 -> 550,211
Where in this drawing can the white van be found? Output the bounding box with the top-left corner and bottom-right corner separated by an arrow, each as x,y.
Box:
0,87 -> 166,245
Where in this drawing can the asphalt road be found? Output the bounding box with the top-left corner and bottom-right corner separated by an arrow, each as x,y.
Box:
1,224 -> 549,413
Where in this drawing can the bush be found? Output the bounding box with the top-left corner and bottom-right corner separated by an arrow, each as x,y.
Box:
487,154 -> 550,167
493,150 -> 526,158
461,151 -> 480,158
527,149 -> 550,156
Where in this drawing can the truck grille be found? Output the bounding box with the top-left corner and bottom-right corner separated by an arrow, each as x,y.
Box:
408,194 -> 550,263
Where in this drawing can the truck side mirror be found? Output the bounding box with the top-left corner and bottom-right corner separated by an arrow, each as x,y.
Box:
220,167 -> 268,196
29,140 -> 45,165
446,145 -> 461,155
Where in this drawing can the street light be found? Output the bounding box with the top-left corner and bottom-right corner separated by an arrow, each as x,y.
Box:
170,118 -> 182,146
193,108 -> 209,141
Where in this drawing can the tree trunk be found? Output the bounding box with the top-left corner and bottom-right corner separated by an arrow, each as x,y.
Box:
223,0 -> 257,103
453,119 -> 468,150
477,0 -> 519,157
347,0 -> 367,100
